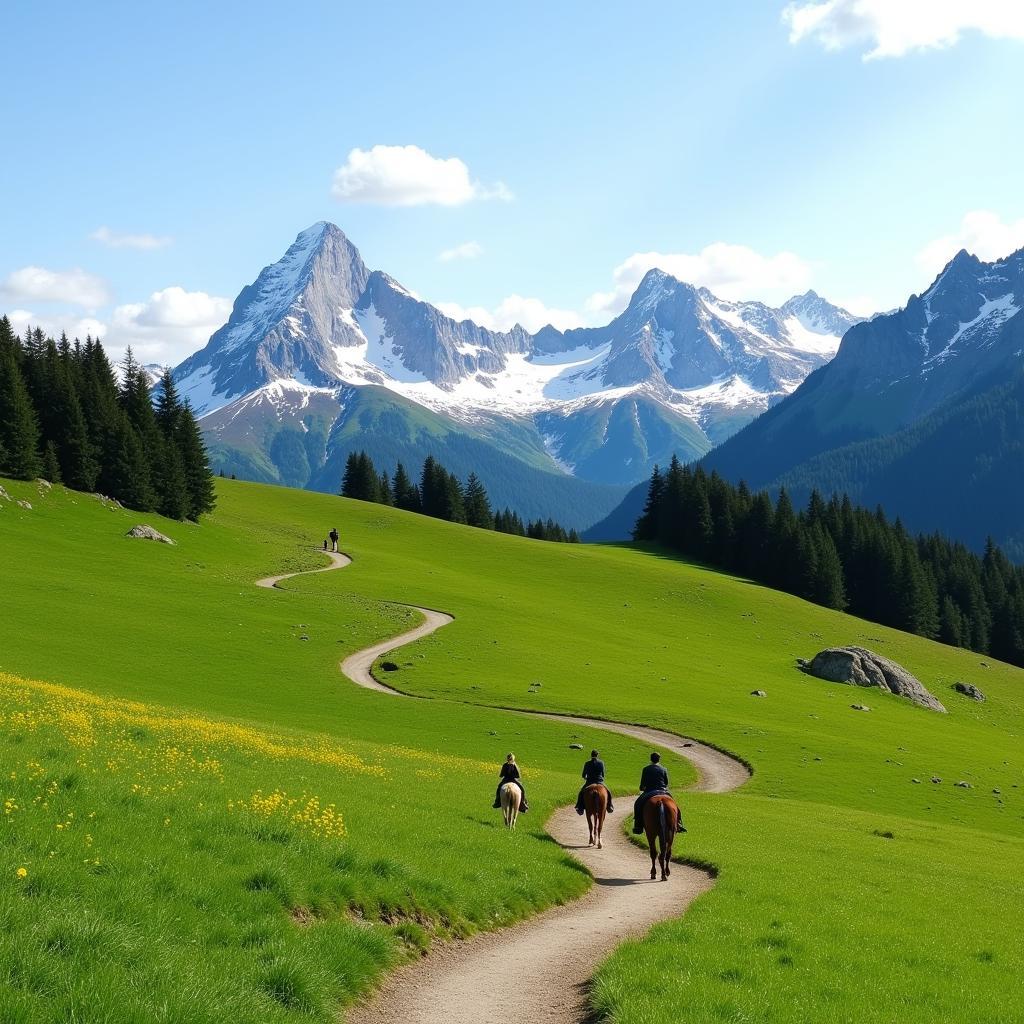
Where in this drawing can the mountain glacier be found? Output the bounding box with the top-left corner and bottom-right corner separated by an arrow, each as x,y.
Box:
175,222 -> 862,496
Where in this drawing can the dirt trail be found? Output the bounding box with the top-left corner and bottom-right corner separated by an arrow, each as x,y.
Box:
258,550 -> 750,1023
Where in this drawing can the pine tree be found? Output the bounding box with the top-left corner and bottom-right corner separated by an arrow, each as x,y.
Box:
41,441 -> 61,484
176,405 -> 217,519
420,456 -> 446,518
810,527 -> 847,610
442,470 -> 466,523
340,451 -> 380,502
0,342 -> 42,479
392,462 -> 420,512
769,488 -> 800,591
40,342 -> 98,491
155,368 -> 184,436
464,472 -> 493,529
341,452 -> 360,497
939,595 -> 965,647
378,471 -> 393,506
633,466 -> 664,541
657,455 -> 687,549
104,413 -> 156,511
153,437 -> 190,520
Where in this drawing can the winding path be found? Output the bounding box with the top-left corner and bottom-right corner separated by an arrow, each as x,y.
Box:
257,550 -> 749,1023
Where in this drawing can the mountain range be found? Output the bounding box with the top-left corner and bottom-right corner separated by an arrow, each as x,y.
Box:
175,222 -> 859,527
590,246 -> 1024,556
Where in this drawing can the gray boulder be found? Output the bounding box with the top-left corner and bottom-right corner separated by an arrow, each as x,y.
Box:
802,647 -> 946,713
126,524 -> 176,545
953,681 -> 985,702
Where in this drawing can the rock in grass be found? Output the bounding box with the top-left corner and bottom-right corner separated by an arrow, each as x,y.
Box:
931,776 -> 942,783
125,524 -> 176,545
0,486 -> 10,501
954,780 -> 973,789
850,703 -> 871,712
380,661 -> 399,672
751,689 -> 767,697
569,743 -> 584,750
16,500 -> 32,510
801,647 -> 946,713
953,681 -> 985,702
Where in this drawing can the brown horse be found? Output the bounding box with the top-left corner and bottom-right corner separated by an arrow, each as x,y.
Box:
499,782 -> 521,829
582,783 -> 608,848
642,794 -> 679,880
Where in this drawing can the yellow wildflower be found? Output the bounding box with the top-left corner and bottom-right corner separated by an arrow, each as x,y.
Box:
16,867 -> 27,878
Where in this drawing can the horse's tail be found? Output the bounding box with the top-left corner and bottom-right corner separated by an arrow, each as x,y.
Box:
658,800 -> 668,853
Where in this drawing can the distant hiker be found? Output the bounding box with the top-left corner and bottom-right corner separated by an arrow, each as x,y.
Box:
492,752 -> 528,813
632,752 -> 684,834
329,528 -> 339,553
323,539 -> 328,551
576,749 -> 614,814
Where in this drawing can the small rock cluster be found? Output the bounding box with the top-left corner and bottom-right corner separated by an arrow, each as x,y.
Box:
952,681 -> 985,702
125,524 -> 176,545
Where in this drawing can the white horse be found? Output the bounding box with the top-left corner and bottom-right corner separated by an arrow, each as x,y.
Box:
500,782 -> 520,829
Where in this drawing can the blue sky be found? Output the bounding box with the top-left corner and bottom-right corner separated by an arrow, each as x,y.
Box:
2,1 -> 1023,364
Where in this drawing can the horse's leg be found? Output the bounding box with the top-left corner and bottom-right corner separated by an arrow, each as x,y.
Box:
596,807 -> 604,849
646,830 -> 657,880
664,836 -> 673,878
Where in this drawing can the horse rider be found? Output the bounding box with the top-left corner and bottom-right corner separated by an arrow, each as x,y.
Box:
575,749 -> 614,815
492,752 -> 529,813
632,751 -> 685,833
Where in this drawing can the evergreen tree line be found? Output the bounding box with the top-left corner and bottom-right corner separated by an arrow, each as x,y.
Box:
0,316 -> 216,520
635,455 -> 1024,668
341,451 -> 580,543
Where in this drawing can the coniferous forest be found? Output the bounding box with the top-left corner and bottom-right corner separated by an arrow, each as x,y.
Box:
636,456 -> 1024,669
340,450 -> 580,543
0,315 -> 216,520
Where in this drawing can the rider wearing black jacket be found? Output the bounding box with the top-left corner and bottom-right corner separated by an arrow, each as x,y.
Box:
575,749 -> 614,814
632,752 -> 684,833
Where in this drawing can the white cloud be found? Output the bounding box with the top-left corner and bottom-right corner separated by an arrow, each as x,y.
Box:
917,210 -> 1024,281
1,265 -> 111,309
331,144 -> 512,206
783,0 -> 1024,59
107,286 -> 232,366
831,293 -> 881,318
436,295 -> 586,334
438,241 -> 484,262
7,309 -> 108,343
91,226 -> 172,250
586,243 -> 813,317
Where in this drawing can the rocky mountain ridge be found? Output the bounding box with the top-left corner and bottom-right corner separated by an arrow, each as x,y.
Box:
175,222 -> 861,491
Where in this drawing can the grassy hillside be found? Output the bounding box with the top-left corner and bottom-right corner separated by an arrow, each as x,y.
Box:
1,477 -> 1021,1023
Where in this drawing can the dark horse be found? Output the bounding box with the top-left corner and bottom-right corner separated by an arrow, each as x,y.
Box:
642,794 -> 679,880
582,783 -> 608,849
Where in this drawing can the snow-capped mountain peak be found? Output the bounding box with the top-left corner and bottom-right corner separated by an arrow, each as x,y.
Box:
175,223 -> 870,489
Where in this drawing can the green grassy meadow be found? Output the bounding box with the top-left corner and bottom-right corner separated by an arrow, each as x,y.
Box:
1,476 -> 1021,1023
